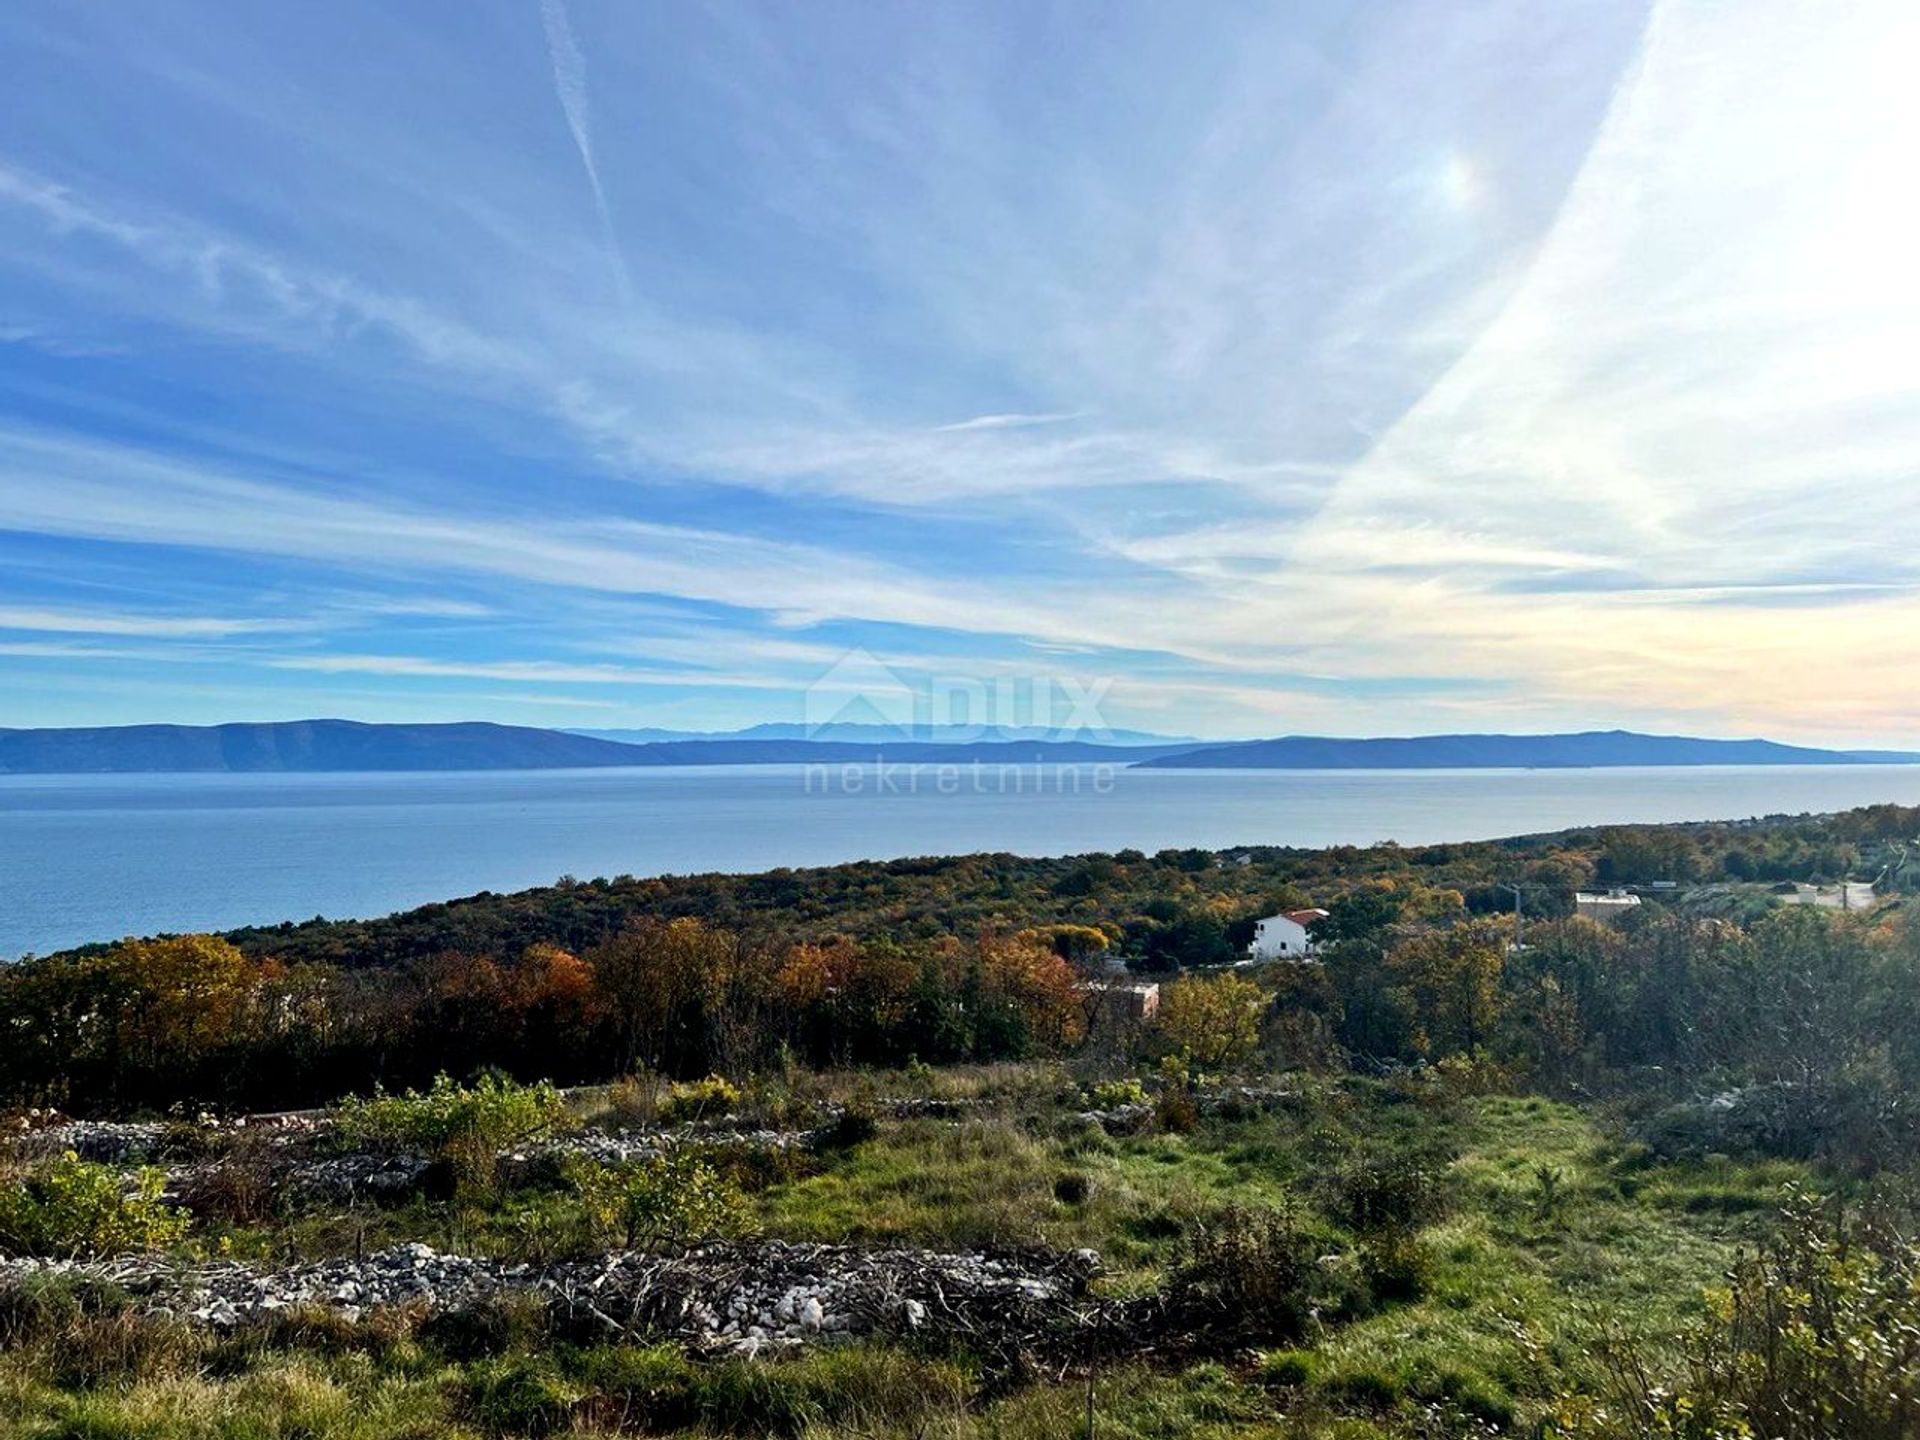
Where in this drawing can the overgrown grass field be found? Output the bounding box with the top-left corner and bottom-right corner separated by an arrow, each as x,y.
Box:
0,1068 -> 1811,1439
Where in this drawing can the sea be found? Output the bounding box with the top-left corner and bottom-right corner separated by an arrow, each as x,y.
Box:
5,762 -> 1920,959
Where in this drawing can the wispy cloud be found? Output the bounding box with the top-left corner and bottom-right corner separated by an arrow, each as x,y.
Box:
933,412 -> 1082,433
1,1 -> 1916,742
0,605 -> 302,637
538,0 -> 629,301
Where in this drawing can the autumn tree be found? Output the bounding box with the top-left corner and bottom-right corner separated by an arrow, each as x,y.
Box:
1386,919 -> 1505,1059
1157,972 -> 1266,1071
977,931 -> 1084,1054
588,917 -> 732,1075
1018,923 -> 1111,970
512,943 -> 602,1077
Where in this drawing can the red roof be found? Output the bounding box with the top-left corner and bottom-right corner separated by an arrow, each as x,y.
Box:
1284,908 -> 1329,926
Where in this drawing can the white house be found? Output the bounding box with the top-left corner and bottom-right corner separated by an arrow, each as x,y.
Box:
1246,908 -> 1329,961
1575,890 -> 1642,923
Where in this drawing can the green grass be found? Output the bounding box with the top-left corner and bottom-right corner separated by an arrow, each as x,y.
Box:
0,1070 -> 1820,1439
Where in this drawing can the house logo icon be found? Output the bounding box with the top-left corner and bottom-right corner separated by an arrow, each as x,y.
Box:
803,649 -> 919,738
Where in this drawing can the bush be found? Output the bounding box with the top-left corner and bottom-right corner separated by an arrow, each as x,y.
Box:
1578,1191 -> 1920,1438
1155,1089 -> 1199,1135
1170,1205 -> 1321,1341
1321,1149 -> 1449,1233
334,1073 -> 566,1196
568,1147 -> 753,1252
1357,1228 -> 1432,1303
1087,1078 -> 1148,1110
660,1075 -> 743,1124
0,1152 -> 190,1257
335,1073 -> 565,1154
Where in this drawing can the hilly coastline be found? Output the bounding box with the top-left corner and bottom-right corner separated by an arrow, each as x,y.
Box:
2,721 -> 1914,775
1137,728 -> 1920,770
0,720 -> 1198,774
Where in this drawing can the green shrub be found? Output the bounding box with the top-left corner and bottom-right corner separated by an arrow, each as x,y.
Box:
568,1147 -> 753,1252
1169,1205 -> 1321,1341
659,1075 -> 743,1124
334,1073 -> 565,1196
1357,1228 -> 1432,1304
1088,1078 -> 1148,1110
1321,1149 -> 1449,1233
335,1073 -> 565,1154
0,1152 -> 190,1257
1578,1191 -> 1920,1439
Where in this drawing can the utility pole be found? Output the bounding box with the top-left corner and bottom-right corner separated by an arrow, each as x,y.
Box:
1504,883 -> 1525,949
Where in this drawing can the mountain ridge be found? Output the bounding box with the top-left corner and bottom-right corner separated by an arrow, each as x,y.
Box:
2,721 -> 1913,775
0,720 -> 1199,773
1134,728 -> 1920,770
568,722 -> 1197,746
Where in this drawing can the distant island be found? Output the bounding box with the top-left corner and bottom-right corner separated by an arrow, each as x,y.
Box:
0,720 -> 654,774
0,720 -> 1913,775
568,722 -> 1196,747
0,720 -> 1198,773
1137,729 -> 1920,770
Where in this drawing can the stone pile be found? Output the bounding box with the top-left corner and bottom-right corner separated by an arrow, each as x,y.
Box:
12,1120 -> 171,1163
1078,1101 -> 1155,1133
10,1113 -> 322,1166
546,1239 -> 1104,1356
0,1240 -> 1111,1357
1199,1083 -> 1292,1114
9,1117 -> 818,1207
283,1151 -> 436,1203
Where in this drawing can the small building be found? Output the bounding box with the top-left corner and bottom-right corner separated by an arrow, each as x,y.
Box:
1575,889 -> 1642,924
1077,980 -> 1160,1021
1246,908 -> 1329,961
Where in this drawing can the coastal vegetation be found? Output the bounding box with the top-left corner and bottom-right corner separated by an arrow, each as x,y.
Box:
2,804 -> 1918,1436
4,805 -> 1916,1120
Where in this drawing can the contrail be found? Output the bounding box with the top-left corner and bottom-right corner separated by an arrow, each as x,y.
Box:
540,0 -> 631,301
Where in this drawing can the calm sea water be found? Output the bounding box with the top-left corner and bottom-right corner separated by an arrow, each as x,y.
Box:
5,763 -> 1920,958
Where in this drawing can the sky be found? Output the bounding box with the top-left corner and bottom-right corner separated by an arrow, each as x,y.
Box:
2,0 -> 1919,744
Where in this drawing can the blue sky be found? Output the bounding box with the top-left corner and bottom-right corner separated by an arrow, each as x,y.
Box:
2,0 -> 1918,743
